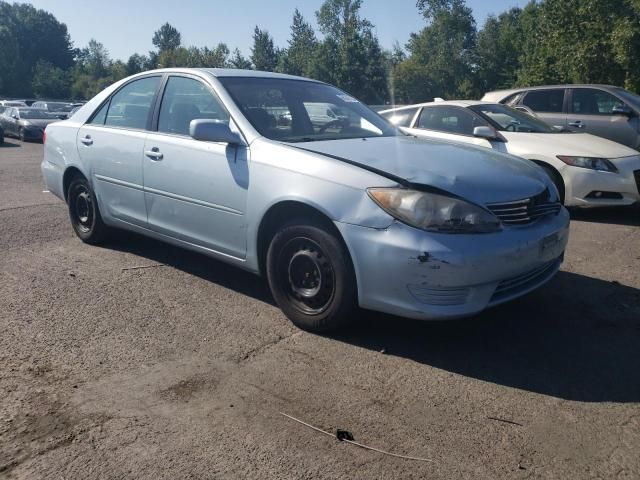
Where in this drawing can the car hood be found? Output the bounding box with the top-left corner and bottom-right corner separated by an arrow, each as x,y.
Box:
501,132 -> 637,159
285,135 -> 550,205
20,119 -> 59,128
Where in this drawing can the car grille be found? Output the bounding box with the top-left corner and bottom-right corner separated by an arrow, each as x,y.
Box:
486,188 -> 561,225
490,258 -> 561,304
634,170 -> 640,194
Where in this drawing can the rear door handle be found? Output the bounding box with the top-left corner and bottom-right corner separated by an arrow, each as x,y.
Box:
568,121 -> 585,128
145,147 -> 163,161
80,135 -> 93,145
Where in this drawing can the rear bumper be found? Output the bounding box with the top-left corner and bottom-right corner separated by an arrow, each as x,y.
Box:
336,208 -> 570,320
563,155 -> 640,207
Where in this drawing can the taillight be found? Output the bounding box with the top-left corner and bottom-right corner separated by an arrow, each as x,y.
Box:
43,128 -> 46,144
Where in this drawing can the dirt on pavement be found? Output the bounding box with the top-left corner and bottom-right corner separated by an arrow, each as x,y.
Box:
1,140 -> 639,479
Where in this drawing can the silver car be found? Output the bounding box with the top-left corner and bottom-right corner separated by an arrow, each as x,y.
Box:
42,69 -> 570,332
482,85 -> 640,151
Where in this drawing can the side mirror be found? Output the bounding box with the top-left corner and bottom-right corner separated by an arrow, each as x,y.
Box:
612,105 -> 633,117
473,126 -> 498,140
11,114 -> 18,120
189,119 -> 245,145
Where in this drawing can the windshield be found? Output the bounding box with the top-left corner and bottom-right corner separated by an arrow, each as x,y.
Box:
470,103 -> 557,133
218,77 -> 397,142
18,108 -> 54,119
615,88 -> 640,108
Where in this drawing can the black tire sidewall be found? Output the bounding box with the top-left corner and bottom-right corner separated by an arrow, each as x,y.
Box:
67,176 -> 107,244
266,220 -> 357,332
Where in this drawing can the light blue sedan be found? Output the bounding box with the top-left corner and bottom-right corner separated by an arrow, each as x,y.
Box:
41,69 -> 569,332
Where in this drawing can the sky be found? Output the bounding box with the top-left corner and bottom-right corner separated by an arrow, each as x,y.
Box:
23,0 -> 530,61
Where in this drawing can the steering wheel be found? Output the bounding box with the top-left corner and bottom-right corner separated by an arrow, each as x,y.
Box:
319,120 -> 345,133
505,122 -> 519,132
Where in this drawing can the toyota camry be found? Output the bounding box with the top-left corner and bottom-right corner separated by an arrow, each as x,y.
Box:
41,69 -> 570,332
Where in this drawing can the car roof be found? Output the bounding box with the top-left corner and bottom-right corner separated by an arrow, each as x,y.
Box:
485,84 -> 621,95
141,67 -> 318,83
380,100 -> 496,113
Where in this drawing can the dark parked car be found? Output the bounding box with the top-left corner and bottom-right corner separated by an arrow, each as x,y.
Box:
0,123 -> 4,145
0,107 -> 59,142
482,85 -> 640,151
31,101 -> 75,119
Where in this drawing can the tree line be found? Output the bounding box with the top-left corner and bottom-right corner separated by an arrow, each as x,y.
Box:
1,0 -> 639,104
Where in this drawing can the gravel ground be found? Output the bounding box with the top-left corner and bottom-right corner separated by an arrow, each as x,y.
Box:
1,139 -> 639,479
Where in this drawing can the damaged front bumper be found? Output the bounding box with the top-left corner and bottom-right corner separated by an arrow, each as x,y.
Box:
335,208 -> 570,320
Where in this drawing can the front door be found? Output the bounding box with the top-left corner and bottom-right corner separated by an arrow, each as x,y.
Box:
76,75 -> 162,226
568,88 -> 640,148
143,75 -> 249,259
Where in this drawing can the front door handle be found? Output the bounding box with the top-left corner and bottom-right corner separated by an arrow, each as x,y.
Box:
80,135 -> 93,145
568,121 -> 585,128
145,147 -> 163,161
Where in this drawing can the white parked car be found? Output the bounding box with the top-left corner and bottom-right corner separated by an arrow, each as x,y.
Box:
381,101 -> 640,207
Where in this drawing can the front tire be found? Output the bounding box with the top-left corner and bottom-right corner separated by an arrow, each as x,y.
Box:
539,164 -> 566,205
67,176 -> 110,244
266,219 -> 357,332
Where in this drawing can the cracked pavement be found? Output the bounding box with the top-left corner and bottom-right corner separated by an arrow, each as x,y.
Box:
1,140 -> 639,479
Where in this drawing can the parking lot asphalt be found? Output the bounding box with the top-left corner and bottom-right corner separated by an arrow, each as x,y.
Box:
1,139 -> 639,479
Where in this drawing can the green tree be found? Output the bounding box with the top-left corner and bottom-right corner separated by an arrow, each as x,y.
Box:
476,8 -> 524,92
251,26 -> 278,71
152,22 -> 182,53
398,0 -> 478,100
0,1 -> 74,96
282,9 -> 318,76
313,0 -> 388,103
126,53 -> 147,75
32,60 -> 70,98
229,48 -> 252,69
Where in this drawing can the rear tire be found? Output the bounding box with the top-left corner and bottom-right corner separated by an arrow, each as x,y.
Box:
266,219 -> 357,332
67,176 -> 110,244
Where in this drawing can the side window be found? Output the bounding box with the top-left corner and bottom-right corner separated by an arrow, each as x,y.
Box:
158,76 -> 229,136
572,89 -> 624,115
417,106 -> 487,135
89,102 -> 109,125
381,107 -> 419,127
522,89 -> 565,113
104,76 -> 160,130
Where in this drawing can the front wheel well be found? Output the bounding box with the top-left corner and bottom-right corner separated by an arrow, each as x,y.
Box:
62,167 -> 86,203
529,160 -> 565,202
256,201 -> 344,277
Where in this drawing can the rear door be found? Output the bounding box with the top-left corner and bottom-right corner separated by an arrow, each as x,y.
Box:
76,75 -> 162,226
520,88 -> 567,129
142,74 -> 249,258
568,88 -> 639,147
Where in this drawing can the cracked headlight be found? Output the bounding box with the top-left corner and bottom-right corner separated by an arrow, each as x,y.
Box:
557,155 -> 618,173
367,188 -> 502,234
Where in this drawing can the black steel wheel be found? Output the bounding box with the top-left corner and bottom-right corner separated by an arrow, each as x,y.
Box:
67,175 -> 110,244
267,219 -> 357,332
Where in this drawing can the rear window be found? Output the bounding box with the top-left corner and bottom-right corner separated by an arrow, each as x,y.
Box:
103,76 -> 161,130
522,89 -> 565,113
